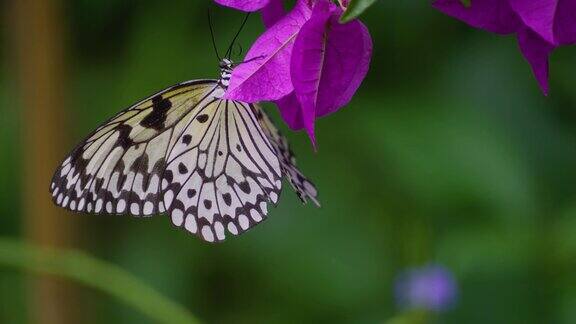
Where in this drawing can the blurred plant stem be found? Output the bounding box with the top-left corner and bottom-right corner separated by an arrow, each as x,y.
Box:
6,0 -> 80,322
0,238 -> 200,324
384,310 -> 431,324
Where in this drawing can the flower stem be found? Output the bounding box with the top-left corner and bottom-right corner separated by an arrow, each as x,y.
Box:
0,237 -> 200,324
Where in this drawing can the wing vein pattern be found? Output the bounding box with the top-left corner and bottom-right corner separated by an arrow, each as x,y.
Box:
51,79 -> 319,242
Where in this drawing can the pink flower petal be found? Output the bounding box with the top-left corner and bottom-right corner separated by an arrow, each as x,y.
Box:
276,92 -> 317,147
509,0 -> 576,45
517,27 -> 555,95
554,0 -> 576,44
433,0 -> 521,34
509,0 -> 557,44
225,0 -> 313,102
290,0 -> 333,140
290,0 -> 372,141
276,91 -> 306,130
322,17 -> 372,115
215,0 -> 270,12
261,0 -> 286,28
434,0 -> 558,95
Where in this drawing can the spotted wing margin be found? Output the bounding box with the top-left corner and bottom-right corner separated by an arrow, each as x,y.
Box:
252,105 -> 320,207
160,98 -> 283,242
50,79 -> 220,215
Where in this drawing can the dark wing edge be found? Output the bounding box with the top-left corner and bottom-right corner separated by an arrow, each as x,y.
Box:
250,104 -> 321,207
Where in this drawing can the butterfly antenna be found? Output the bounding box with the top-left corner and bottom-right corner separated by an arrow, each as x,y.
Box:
232,54 -> 265,66
235,43 -> 243,57
225,13 -> 250,59
207,9 -> 221,61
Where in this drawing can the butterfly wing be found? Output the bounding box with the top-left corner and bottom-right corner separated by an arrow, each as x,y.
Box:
50,79 -> 220,215
253,106 -> 320,207
51,78 -> 318,242
161,98 -> 285,242
51,81 -> 288,242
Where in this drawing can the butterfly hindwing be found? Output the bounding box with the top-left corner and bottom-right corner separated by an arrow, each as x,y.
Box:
162,98 -> 283,242
253,106 -> 320,207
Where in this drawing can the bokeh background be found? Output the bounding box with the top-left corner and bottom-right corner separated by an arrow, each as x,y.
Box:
2,0 -> 576,323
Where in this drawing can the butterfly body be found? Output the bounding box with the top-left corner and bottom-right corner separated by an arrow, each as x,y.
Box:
50,60 -> 319,242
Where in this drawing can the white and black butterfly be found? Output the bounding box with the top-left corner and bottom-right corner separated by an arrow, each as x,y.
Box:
49,57 -> 319,243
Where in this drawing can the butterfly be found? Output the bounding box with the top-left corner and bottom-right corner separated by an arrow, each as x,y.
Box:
49,57 -> 320,243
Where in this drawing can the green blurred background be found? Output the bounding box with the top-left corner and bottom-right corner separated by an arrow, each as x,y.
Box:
2,0 -> 576,323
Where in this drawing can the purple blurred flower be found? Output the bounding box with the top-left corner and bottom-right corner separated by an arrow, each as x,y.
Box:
434,0 -> 576,95
219,0 -> 373,146
394,264 -> 458,312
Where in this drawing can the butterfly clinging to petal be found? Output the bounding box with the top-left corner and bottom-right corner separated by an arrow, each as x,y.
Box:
50,33 -> 320,243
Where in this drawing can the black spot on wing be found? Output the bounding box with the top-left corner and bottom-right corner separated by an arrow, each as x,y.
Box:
140,95 -> 172,130
297,173 -> 305,184
196,114 -> 209,123
182,134 -> 192,145
164,169 -> 173,183
222,193 -> 231,206
239,181 -> 251,194
178,162 -> 188,174
115,124 -> 135,149
203,199 -> 212,209
130,154 -> 149,173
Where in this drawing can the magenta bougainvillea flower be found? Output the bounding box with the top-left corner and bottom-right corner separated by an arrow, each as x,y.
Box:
215,0 -> 271,12
216,0 -> 373,146
434,0 -> 576,95
215,0 -> 286,27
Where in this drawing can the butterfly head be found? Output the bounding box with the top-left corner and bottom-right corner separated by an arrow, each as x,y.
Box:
219,58 -> 233,88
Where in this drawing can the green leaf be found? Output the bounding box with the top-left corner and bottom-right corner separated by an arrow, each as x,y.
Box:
460,0 -> 471,7
0,238 -> 200,324
339,0 -> 378,23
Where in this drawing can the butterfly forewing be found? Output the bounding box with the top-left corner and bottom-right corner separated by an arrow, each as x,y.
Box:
51,78 -> 319,243
50,80 -> 218,216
